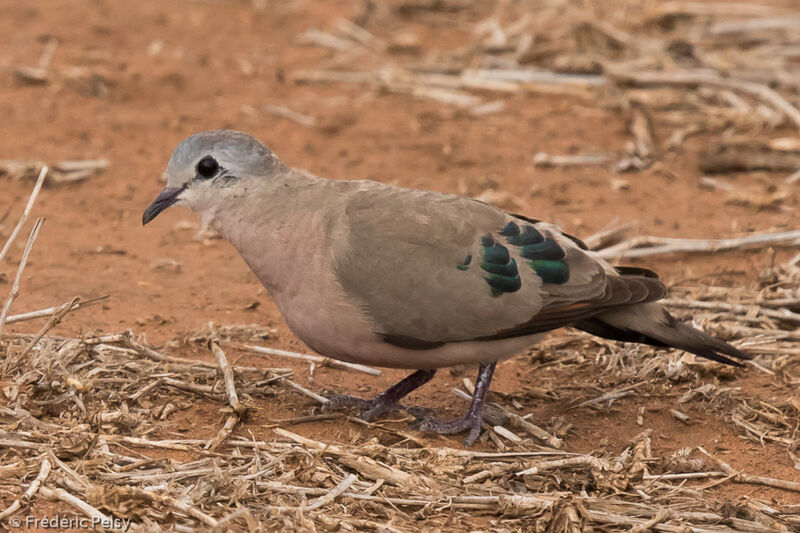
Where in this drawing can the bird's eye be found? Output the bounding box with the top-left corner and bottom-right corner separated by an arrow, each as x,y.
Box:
196,156 -> 219,178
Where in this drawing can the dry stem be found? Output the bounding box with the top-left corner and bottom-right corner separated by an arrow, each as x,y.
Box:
0,217 -> 45,344
0,166 -> 47,264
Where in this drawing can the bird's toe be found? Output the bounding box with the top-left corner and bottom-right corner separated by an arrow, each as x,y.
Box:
362,403 -> 390,422
418,413 -> 483,446
322,392 -> 403,422
406,405 -> 436,420
321,392 -> 373,411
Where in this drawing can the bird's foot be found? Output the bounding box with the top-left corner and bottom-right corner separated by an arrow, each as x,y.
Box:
417,361 -> 498,447
405,405 -> 436,420
419,412 -> 483,447
322,392 -> 372,410
322,369 -> 438,423
321,393 -> 398,422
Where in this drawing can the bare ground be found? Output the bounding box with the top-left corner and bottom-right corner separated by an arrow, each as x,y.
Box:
1,0 -> 799,531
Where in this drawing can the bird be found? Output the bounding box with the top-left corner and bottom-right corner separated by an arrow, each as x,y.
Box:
143,129 -> 750,446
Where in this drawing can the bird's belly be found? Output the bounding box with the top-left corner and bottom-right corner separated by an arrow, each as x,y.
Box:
275,291 -> 542,369
334,334 -> 544,370
262,245 -> 543,369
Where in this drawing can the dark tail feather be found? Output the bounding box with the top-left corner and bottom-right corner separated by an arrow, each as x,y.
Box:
576,304 -> 751,367
658,312 -> 751,366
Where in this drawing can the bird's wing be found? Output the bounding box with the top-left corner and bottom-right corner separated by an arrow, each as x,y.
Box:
333,183 -> 664,346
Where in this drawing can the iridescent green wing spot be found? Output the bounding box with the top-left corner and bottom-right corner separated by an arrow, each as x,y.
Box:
519,239 -> 565,261
480,234 -> 521,296
458,222 -> 568,295
528,259 -> 570,284
504,226 -> 570,284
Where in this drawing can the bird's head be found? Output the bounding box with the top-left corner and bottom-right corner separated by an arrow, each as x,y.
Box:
142,130 -> 281,225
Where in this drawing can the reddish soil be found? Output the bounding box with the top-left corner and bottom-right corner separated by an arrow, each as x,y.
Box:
1,0 -> 798,520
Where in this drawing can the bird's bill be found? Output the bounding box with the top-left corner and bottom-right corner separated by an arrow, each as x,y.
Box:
142,186 -> 184,225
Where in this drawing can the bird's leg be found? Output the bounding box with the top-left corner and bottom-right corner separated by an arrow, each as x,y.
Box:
323,369 -> 437,422
419,361 -> 496,446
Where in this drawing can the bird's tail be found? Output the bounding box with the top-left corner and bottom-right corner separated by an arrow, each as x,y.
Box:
576,302 -> 750,366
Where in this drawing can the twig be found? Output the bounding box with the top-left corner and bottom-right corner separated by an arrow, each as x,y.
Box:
273,427 -> 344,454
335,18 -> 383,51
256,480 -> 571,509
0,166 -> 47,264
462,470 -> 493,484
47,451 -> 93,490
642,471 -> 727,481
337,454 -> 424,488
670,409 -> 691,424
532,152 -> 612,168
205,341 -> 246,450
652,1 -> 793,18
516,455 -> 609,476
162,377 -> 217,395
14,39 -> 58,85
4,294 -> 109,325
756,296 -> 800,309
492,425 -> 522,443
37,38 -> 58,70
204,341 -> 244,456
628,508 -> 670,533
663,298 -> 800,326
452,388 -> 563,448
211,341 -> 244,414
460,68 -> 607,87
0,439 -> 47,450
575,382 -> 644,407
301,28 -> 354,51
0,218 -> 45,346
215,508 -> 250,529
596,229 -> 800,260
206,415 -> 239,452
139,489 -> 220,528
304,474 -> 357,510
281,377 -> 328,404
125,338 -> 266,374
584,220 -> 638,251
39,486 -> 119,530
710,17 -> 800,36
698,446 -> 800,493
99,434 -> 211,451
244,344 -> 382,376
263,105 -> 317,127
345,415 -> 429,447
0,457 -> 51,520
607,69 -> 800,133
18,297 -> 80,360
270,413 -> 343,425
103,465 -> 218,482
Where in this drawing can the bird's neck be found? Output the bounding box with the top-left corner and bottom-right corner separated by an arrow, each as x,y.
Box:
206,170 -> 336,295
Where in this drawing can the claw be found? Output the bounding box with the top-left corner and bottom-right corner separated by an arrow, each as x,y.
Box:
322,392 -> 374,411
417,361 -> 496,447
320,369 -> 437,422
419,413 -> 484,446
320,363 -> 498,448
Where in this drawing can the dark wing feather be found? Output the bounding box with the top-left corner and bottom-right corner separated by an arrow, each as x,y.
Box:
476,271 -> 667,341
511,213 -> 589,250
336,184 -> 667,346
614,266 -> 660,278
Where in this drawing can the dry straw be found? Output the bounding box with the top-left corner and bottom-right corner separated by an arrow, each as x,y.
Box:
2,0 -> 800,530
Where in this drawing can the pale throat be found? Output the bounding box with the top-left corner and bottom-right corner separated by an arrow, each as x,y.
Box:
210,204 -> 313,296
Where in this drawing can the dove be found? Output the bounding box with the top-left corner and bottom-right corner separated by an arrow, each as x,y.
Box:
143,130 -> 750,446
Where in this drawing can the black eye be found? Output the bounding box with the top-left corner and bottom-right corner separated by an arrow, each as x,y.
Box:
196,156 -> 219,178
